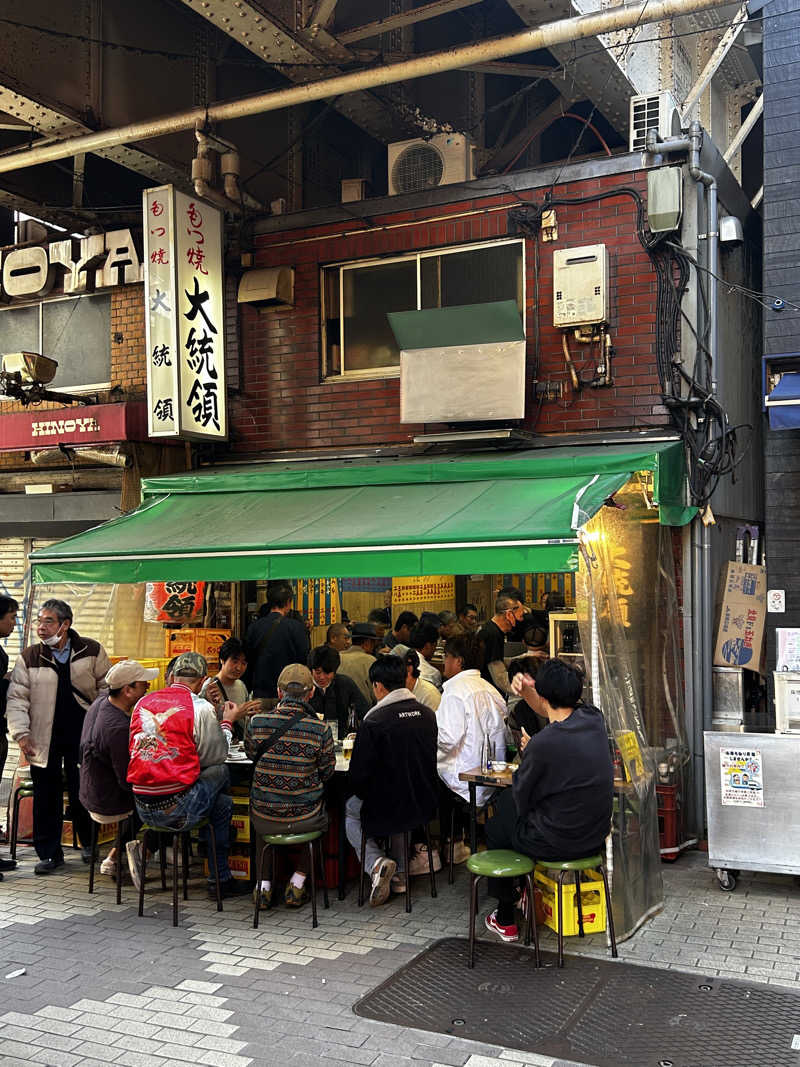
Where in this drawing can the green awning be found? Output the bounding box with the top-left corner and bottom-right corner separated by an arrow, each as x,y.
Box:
387,300 -> 524,350
30,441 -> 692,584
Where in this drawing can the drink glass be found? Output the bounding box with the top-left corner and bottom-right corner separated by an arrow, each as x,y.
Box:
328,721 -> 339,745
342,737 -> 354,762
486,739 -> 496,770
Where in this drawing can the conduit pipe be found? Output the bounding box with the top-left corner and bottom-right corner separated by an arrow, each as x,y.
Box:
0,0 -> 733,176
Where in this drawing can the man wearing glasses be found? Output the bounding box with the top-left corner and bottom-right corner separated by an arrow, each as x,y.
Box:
477,590 -> 526,696
7,599 -> 110,874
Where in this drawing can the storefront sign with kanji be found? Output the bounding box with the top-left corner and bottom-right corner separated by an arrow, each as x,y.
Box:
144,581 -> 206,623
142,185 -> 227,440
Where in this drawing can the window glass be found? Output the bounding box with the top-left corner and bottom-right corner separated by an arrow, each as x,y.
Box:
341,260 -> 416,373
0,304 -> 38,353
42,294 -> 111,390
421,243 -> 523,310
321,240 -> 524,379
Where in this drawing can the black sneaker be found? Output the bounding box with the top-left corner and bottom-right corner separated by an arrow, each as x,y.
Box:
34,857 -> 65,876
0,857 -> 17,872
210,877 -> 251,900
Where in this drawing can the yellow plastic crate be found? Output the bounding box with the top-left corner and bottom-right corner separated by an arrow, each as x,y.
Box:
137,657 -> 172,692
534,867 -> 606,936
204,847 -> 251,881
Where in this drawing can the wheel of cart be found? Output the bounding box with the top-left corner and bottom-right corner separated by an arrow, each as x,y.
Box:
715,868 -> 737,891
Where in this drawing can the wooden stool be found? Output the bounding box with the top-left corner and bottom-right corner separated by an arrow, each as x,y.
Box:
466,849 -> 540,969
536,854 -> 617,968
358,824 -> 437,913
87,813 -> 133,904
253,831 -> 329,930
137,819 -> 221,927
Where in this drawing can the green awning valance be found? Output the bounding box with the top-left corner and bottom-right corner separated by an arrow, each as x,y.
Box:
30,440 -> 692,584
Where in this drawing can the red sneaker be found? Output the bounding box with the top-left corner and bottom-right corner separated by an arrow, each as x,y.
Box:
484,909 -> 519,943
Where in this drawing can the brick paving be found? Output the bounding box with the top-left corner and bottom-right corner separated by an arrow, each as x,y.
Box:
0,845 -> 798,1067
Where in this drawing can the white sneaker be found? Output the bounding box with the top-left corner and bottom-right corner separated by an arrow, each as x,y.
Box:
126,840 -> 144,892
407,844 -> 442,877
369,857 -> 397,907
100,855 -> 117,877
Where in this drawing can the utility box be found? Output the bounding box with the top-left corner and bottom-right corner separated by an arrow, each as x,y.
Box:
553,244 -> 609,327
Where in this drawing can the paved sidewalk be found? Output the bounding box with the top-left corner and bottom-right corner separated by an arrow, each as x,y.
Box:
0,846 -> 798,1067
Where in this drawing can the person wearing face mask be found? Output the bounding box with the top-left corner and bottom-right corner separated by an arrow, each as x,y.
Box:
6,598 -> 111,875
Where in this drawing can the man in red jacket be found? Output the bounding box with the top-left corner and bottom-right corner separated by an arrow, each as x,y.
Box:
126,651 -> 249,898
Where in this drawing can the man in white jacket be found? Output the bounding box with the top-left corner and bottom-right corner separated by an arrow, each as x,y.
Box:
436,632 -> 506,862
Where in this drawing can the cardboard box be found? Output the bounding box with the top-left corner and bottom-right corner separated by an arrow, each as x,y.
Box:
230,796 -> 250,843
205,847 -> 251,881
714,562 -> 767,668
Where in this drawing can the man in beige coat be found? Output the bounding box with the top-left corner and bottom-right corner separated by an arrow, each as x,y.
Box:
7,598 -> 110,874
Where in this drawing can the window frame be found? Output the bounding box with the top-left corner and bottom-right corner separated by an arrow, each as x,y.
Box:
0,291 -> 112,395
320,236 -> 526,382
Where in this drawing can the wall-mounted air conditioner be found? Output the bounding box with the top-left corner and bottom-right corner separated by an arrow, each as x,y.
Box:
388,133 -> 474,196
629,91 -> 682,152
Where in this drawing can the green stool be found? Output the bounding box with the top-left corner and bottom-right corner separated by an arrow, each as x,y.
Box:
536,854 -> 617,968
466,849 -> 540,968
253,831 -> 329,930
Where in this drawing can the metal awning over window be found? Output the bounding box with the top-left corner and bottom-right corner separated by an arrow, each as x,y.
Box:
30,441 -> 691,584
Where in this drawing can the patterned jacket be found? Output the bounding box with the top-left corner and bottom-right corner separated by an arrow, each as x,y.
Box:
6,629 -> 110,767
245,697 -> 335,824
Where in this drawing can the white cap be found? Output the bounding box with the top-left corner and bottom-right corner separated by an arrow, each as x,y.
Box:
105,659 -> 159,688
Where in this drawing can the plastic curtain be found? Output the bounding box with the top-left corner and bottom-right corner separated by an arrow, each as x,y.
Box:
575,502 -> 665,942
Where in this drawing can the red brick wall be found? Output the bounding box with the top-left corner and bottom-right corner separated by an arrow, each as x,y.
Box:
234,168 -> 669,454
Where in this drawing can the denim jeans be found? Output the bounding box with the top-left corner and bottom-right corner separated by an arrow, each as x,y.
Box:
135,764 -> 233,883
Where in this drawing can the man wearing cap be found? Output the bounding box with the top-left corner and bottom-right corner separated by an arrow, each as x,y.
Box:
338,623 -> 381,706
126,651 -> 250,899
79,660 -> 159,880
246,663 -> 335,909
7,598 -> 111,875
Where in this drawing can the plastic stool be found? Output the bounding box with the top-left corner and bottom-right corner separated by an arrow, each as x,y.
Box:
466,849 -> 540,968
137,819 -> 221,927
536,854 -> 617,967
9,778 -> 34,860
358,823 -> 437,913
253,831 -> 329,930
87,813 -> 133,904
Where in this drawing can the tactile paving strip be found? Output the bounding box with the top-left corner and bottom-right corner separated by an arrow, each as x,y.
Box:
354,937 -> 800,1066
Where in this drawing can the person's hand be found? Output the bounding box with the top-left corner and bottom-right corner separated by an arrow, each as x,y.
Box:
520,727 -> 531,752
237,699 -> 261,717
205,680 -> 223,706
221,700 -> 243,724
17,734 -> 36,760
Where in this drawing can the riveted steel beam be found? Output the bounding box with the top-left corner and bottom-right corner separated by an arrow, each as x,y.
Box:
338,0 -> 483,45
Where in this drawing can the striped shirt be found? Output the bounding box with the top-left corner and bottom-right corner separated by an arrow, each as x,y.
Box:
245,697 -> 335,824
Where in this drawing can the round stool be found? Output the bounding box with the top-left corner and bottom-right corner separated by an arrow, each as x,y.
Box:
87,813 -> 133,904
466,849 -> 540,968
137,818 -> 221,927
9,779 -> 34,860
253,831 -> 329,930
536,854 -> 617,967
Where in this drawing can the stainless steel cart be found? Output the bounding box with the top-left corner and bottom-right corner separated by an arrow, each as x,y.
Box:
704,730 -> 800,891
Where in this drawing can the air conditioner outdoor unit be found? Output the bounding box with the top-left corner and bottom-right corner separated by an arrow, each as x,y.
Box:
629,91 -> 682,152
388,133 -> 474,196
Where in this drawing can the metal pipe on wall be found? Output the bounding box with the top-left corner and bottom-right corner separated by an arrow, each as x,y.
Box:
0,0 -> 733,176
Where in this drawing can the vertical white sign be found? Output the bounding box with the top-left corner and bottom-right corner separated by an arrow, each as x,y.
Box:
143,187 -> 179,436
175,191 -> 227,440
142,186 -> 227,440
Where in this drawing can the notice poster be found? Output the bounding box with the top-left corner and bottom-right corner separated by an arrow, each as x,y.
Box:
616,730 -> 645,782
777,628 -> 800,671
720,747 -> 764,807
392,575 -> 455,606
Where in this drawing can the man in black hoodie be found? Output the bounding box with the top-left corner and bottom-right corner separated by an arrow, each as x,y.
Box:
345,655 -> 438,906
484,657 -> 613,943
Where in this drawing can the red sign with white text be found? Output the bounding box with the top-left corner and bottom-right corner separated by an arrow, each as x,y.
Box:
0,402 -> 148,451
